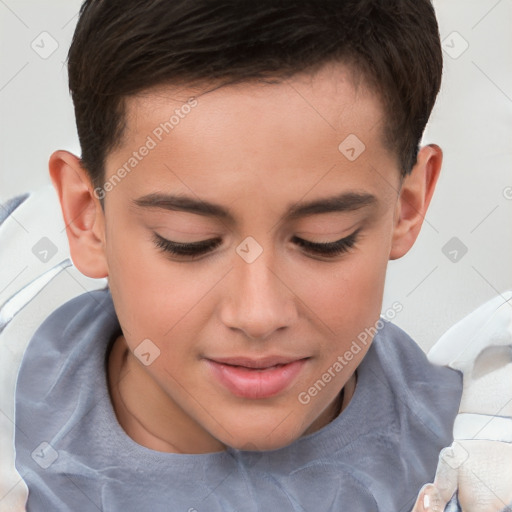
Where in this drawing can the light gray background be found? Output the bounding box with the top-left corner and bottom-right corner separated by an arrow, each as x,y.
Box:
1,0 -> 511,351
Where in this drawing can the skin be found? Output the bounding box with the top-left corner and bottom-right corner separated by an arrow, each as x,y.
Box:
49,62 -> 442,454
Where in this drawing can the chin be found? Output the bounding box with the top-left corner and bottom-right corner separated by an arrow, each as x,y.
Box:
226,435 -> 296,452
215,417 -> 308,452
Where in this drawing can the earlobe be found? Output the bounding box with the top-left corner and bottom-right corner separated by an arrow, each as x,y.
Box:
48,150 -> 109,278
389,144 -> 443,260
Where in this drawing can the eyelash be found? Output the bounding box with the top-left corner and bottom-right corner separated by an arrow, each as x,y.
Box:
291,229 -> 360,257
153,229 -> 361,260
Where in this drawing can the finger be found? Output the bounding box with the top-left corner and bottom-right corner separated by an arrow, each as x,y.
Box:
411,483 -> 448,512
433,445 -> 461,503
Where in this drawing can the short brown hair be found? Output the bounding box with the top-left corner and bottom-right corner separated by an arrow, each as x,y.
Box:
67,0 -> 443,191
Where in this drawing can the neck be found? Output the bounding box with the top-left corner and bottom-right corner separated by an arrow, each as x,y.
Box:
302,370 -> 357,436
107,333 -> 358,453
107,334 -> 225,454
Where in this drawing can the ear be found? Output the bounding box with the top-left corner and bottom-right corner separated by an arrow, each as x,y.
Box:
48,150 -> 109,278
389,144 -> 442,260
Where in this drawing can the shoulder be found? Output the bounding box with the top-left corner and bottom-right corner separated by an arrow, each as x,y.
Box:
369,319 -> 463,442
27,287 -> 116,347
12,288 -> 122,510
292,319 -> 464,509
17,288 -> 119,396
0,188 -> 110,511
14,287 -> 120,445
372,318 -> 463,389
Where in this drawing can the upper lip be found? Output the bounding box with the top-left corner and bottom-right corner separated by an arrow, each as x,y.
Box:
207,356 -> 309,369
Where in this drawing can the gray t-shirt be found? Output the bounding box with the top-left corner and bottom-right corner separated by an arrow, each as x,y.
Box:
14,288 -> 463,511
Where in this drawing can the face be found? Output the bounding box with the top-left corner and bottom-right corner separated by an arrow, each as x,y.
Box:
52,62 -> 441,453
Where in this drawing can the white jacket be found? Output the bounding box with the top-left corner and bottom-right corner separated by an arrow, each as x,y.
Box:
0,185 -> 106,511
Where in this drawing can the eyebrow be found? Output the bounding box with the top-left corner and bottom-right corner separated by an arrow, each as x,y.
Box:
132,191 -> 377,222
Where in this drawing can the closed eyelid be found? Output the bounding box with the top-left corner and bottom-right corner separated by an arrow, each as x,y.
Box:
292,222 -> 361,242
293,228 -> 360,244
153,229 -> 359,247
152,227 -> 361,261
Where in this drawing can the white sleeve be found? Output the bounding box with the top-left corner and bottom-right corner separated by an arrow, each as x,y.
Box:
427,293 -> 512,511
0,185 -> 107,512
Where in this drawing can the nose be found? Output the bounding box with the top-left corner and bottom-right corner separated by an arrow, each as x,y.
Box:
220,246 -> 298,341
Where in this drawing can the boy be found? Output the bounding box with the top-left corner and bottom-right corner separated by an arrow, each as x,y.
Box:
8,0 -> 466,510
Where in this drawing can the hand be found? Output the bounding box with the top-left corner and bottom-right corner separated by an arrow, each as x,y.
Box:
412,291 -> 512,512
411,440 -> 512,511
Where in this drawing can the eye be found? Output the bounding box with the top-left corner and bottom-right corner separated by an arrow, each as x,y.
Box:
153,233 -> 222,259
152,228 -> 361,261
291,228 -> 361,258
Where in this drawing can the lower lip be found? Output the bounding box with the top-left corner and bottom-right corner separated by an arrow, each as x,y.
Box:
206,359 -> 308,399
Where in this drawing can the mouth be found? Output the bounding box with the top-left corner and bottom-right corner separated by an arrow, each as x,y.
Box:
205,356 -> 310,399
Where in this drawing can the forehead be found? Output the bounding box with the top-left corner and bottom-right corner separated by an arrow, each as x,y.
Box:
122,62 -> 385,144
104,63 -> 399,213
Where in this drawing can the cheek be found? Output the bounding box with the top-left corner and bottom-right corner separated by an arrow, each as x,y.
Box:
337,225 -> 393,319
105,228 -> 229,345
290,242 -> 389,338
